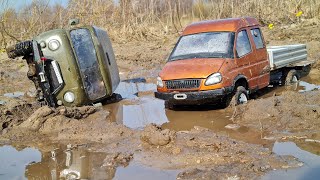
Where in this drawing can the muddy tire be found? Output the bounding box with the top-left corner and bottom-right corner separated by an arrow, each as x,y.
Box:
230,86 -> 249,106
6,41 -> 33,59
283,69 -> 299,91
284,69 -> 299,85
299,65 -> 311,77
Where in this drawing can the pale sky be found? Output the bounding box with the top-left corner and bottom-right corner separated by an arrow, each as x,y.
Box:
1,0 -> 68,12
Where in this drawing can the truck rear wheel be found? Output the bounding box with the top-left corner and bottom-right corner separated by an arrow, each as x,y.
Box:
284,69 -> 299,86
283,69 -> 299,91
231,86 -> 249,106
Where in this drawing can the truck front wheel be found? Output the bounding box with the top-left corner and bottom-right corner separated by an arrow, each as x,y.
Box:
231,86 -> 249,106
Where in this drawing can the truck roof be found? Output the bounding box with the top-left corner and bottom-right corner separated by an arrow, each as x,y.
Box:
182,17 -> 260,35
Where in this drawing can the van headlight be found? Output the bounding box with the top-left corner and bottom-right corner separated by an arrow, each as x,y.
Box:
64,91 -> 75,103
205,73 -> 222,86
157,77 -> 164,88
48,39 -> 60,51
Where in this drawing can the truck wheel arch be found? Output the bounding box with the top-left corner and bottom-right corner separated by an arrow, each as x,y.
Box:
233,75 -> 249,90
220,76 -> 249,108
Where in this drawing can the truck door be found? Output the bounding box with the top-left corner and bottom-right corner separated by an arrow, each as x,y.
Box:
235,29 -> 256,89
249,28 -> 270,88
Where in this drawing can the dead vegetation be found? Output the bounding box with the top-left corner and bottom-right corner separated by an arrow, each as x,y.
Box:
0,0 -> 319,48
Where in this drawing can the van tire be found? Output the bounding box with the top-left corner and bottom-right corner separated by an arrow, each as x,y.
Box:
284,69 -> 298,86
230,86 -> 249,106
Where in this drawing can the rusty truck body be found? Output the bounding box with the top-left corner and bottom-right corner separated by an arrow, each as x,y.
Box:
155,17 -> 312,108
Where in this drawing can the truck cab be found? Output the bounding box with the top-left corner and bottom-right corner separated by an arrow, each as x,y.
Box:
155,17 -> 271,108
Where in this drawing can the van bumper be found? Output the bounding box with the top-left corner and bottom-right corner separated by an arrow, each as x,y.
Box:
154,87 -> 233,104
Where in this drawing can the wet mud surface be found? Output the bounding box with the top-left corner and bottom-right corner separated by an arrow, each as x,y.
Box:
1,21 -> 320,179
1,77 -> 319,179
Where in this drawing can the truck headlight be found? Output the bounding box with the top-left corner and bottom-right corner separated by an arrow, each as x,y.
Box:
64,91 -> 75,103
157,77 -> 164,88
48,39 -> 60,51
205,73 -> 222,86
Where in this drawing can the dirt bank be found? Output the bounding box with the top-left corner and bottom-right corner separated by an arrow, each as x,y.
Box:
234,90 -> 320,141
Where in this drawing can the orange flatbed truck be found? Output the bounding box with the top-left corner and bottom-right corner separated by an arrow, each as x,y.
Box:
155,17 -> 312,108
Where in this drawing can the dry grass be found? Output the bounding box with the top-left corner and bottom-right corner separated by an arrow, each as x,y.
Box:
0,0 -> 319,48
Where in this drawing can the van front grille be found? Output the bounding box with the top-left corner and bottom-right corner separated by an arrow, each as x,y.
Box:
165,79 -> 201,90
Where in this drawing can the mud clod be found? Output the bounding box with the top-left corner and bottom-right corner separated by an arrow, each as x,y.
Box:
57,106 -> 96,119
177,168 -> 242,180
103,152 -> 133,167
140,124 -> 176,146
0,98 -> 38,132
19,106 -> 53,131
1,102 -> 97,133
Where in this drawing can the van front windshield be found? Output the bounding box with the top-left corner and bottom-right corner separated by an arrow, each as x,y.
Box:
169,32 -> 234,61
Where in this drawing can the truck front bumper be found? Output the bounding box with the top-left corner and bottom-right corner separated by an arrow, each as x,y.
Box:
154,87 -> 233,105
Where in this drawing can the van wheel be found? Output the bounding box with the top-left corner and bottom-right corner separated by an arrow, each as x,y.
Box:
231,86 -> 249,106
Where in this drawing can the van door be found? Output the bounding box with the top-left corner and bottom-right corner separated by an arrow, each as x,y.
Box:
234,29 -> 257,90
249,28 -> 270,88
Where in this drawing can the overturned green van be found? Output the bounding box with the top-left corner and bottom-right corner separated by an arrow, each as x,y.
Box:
6,26 -> 120,107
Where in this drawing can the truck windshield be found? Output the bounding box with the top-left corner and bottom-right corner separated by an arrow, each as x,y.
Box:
169,32 -> 234,61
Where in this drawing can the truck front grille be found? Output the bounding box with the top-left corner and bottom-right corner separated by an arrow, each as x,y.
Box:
165,79 -> 201,90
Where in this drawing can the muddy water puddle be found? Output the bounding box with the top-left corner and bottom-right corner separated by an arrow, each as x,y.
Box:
3,91 -> 25,98
263,141 -> 320,180
260,77 -> 320,98
0,145 -> 41,179
106,82 -> 268,144
0,144 -> 179,180
2,141 -> 319,180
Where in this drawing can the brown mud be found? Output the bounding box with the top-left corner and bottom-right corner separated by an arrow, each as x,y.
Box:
0,20 -> 320,179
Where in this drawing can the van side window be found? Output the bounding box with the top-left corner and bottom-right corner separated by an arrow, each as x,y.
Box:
236,30 -> 252,57
250,28 -> 264,49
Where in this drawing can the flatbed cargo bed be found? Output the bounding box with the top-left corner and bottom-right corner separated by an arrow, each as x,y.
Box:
267,44 -> 312,70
